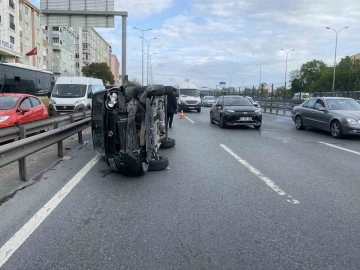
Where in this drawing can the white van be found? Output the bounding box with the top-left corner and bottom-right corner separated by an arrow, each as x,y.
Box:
174,82 -> 202,112
49,77 -> 104,115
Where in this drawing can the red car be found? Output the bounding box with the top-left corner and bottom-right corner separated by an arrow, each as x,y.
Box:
0,93 -> 49,128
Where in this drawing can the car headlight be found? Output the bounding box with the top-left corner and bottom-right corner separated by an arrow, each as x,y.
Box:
226,110 -> 235,113
0,116 -> 9,122
75,99 -> 87,106
50,99 -> 56,104
180,100 -> 186,104
107,93 -> 118,108
255,109 -> 262,114
347,118 -> 357,125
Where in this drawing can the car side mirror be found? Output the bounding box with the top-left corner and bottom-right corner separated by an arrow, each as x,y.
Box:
21,107 -> 30,114
47,91 -> 51,98
254,103 -> 259,107
88,92 -> 93,99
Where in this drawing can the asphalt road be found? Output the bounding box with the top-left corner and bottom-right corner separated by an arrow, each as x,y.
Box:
1,110 -> 360,269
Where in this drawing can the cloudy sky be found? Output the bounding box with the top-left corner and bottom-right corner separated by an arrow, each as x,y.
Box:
31,0 -> 360,88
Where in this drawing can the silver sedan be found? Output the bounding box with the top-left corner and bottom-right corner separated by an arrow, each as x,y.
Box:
291,97 -> 360,138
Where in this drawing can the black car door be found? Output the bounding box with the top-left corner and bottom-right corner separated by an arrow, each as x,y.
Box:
214,97 -> 223,121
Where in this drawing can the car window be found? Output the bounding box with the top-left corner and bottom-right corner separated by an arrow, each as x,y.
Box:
315,99 -> 325,110
19,98 -> 32,110
302,100 -> 309,107
0,96 -> 20,110
217,97 -> 223,105
305,99 -> 316,109
30,97 -> 41,107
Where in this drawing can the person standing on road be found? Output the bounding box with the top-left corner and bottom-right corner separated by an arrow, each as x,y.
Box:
166,89 -> 178,128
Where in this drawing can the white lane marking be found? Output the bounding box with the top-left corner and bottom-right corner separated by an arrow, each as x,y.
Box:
220,144 -> 300,205
0,154 -> 101,267
185,116 -> 195,124
318,142 -> 360,156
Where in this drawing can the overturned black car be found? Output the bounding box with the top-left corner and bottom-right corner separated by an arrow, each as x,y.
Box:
91,84 -> 176,176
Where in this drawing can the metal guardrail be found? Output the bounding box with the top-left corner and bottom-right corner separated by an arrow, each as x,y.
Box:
0,111 -> 91,144
260,103 -> 294,116
0,111 -> 91,181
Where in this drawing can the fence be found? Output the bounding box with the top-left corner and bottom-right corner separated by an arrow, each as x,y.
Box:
0,111 -> 91,181
200,83 -> 360,104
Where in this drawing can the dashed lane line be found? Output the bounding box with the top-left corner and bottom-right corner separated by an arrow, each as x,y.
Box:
220,144 -> 300,205
318,142 -> 360,156
185,116 -> 195,123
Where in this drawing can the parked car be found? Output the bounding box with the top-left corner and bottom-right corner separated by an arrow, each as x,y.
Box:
202,96 -> 216,107
292,97 -> 360,138
210,95 -> 262,129
0,93 -> 49,128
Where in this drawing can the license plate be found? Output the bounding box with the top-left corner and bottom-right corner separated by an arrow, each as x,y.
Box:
239,117 -> 252,121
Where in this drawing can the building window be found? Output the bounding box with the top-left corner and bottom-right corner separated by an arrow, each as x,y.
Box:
76,63 -> 79,68
10,36 -> 15,44
37,29 -> 40,37
75,53 -> 79,58
9,0 -> 15,9
9,15 -> 15,30
25,23 -> 29,31
36,14 -> 40,22
53,38 -> 59,43
26,38 -> 30,46
24,6 -> 29,15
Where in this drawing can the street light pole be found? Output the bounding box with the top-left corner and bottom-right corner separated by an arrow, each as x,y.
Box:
326,26 -> 349,96
140,37 -> 157,85
133,27 -> 152,86
281,49 -> 295,102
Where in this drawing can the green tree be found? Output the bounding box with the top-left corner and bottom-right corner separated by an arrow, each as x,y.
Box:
82,62 -> 115,85
299,59 -> 327,93
291,78 -> 302,94
274,86 -> 285,99
127,78 -> 141,86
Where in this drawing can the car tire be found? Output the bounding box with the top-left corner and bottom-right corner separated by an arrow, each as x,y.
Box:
220,115 -> 226,129
330,120 -> 343,139
160,138 -> 175,149
197,108 -> 201,113
210,112 -> 215,124
254,124 -> 261,129
295,115 -> 305,130
149,156 -> 169,171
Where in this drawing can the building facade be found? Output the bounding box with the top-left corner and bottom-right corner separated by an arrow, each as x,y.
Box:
73,27 -> 111,76
18,0 -> 47,69
110,54 -> 120,85
45,26 -> 76,79
351,53 -> 360,61
0,0 -> 22,63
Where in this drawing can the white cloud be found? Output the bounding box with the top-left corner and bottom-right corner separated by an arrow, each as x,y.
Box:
115,0 -> 174,19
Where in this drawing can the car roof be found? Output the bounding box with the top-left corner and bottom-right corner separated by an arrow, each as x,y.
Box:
223,95 -> 247,98
311,97 -> 352,100
0,93 -> 33,98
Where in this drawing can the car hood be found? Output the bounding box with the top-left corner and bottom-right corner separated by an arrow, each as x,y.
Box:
180,95 -> 200,101
333,110 -> 360,120
223,105 -> 257,112
0,109 -> 15,116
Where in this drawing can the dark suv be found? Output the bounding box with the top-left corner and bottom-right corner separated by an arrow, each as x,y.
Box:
91,84 -> 175,175
210,95 -> 262,129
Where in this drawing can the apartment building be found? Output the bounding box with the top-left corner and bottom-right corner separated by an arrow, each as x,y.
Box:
18,0 -> 47,69
110,54 -> 120,85
45,26 -> 76,79
73,27 -> 111,76
0,0 -> 22,63
351,53 -> 360,61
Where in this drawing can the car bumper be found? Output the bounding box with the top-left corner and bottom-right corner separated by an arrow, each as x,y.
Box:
342,125 -> 360,135
48,103 -> 88,116
223,113 -> 262,125
202,103 -> 214,107
179,104 -> 201,110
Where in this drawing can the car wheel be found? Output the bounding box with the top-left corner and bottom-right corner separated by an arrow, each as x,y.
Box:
149,156 -> 169,171
295,115 -> 305,130
220,115 -> 226,129
254,124 -> 261,129
197,108 -> 201,113
160,138 -> 176,149
330,120 -> 343,139
210,112 -> 215,124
